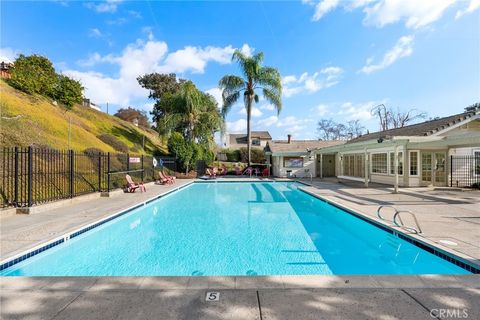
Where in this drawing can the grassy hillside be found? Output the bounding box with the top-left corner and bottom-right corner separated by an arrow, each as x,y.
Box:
0,80 -> 167,155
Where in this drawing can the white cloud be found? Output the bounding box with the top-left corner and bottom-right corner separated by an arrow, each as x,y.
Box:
0,47 -> 19,63
67,34 -> 251,105
305,0 -> 458,29
240,44 -> 254,57
315,104 -> 330,116
363,0 -> 456,29
337,101 -> 385,120
360,35 -> 414,74
257,116 -> 279,127
88,28 -> 103,38
260,104 -> 275,111
312,0 -> 340,21
226,119 -> 247,132
238,106 -> 263,118
455,0 -> 480,18
85,0 -> 123,13
282,66 -> 343,97
205,87 -> 223,108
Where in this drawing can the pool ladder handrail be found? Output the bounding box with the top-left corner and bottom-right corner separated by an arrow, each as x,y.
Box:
376,205 -> 423,234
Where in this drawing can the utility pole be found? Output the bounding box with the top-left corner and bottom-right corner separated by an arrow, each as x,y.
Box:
106,102 -> 109,115
142,135 -> 145,151
68,115 -> 72,149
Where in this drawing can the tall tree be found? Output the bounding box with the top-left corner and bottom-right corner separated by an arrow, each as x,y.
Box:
371,104 -> 427,130
114,107 -> 151,128
219,50 -> 282,165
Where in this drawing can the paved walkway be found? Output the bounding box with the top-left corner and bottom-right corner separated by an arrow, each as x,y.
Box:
296,178 -> 480,266
1,276 -> 479,319
0,180 -> 194,261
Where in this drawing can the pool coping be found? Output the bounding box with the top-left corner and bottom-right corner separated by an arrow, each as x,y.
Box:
1,179 -> 478,278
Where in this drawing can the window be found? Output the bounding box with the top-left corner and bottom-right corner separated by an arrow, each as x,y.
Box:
389,152 -> 395,175
284,157 -> 303,168
409,151 -> 418,176
342,154 -> 364,177
398,152 -> 403,175
389,152 -> 404,175
371,153 -> 388,174
252,139 -> 260,146
474,151 -> 480,175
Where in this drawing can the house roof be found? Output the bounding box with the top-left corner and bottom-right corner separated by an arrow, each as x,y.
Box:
228,131 -> 272,146
265,140 -> 344,154
348,109 -> 479,143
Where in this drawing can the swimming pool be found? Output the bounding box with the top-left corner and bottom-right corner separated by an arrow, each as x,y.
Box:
1,182 -> 472,276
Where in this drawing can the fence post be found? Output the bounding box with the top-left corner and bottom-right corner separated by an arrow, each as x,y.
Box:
69,150 -> 74,198
152,157 -> 155,181
14,147 -> 18,207
450,155 -> 453,187
98,152 -> 102,192
141,155 -> 144,181
107,152 -> 111,193
27,146 -> 33,207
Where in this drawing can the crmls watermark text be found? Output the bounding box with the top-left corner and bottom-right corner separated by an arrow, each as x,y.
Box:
430,308 -> 469,319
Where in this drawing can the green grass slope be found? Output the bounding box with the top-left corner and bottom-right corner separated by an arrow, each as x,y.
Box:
0,80 -> 167,155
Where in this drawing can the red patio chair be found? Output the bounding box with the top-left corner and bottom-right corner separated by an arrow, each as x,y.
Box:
126,174 -> 146,192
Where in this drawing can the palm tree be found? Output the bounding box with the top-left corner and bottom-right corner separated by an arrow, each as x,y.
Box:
219,50 -> 282,165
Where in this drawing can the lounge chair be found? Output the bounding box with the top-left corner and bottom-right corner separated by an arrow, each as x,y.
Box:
126,174 -> 146,192
218,165 -> 227,176
206,167 -> 218,178
234,166 -> 242,175
158,171 -> 174,184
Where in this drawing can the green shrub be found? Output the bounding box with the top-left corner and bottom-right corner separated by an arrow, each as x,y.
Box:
8,54 -> 57,97
55,75 -> 83,109
83,147 -> 103,155
239,147 -> 265,163
98,134 -> 128,153
225,149 -> 241,162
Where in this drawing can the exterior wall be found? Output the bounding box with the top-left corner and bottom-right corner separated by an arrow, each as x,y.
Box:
271,155 -> 315,178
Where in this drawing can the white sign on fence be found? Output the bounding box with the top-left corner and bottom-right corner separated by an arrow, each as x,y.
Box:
129,157 -> 141,163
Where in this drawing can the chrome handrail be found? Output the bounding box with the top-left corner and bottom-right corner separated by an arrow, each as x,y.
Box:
393,210 -> 423,234
376,205 -> 397,222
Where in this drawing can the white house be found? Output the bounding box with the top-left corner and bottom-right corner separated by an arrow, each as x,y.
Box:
265,135 -> 344,178
314,107 -> 480,189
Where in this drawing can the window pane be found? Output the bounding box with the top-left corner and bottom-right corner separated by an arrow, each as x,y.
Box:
372,153 -> 387,174
398,152 -> 403,175
390,153 -> 394,174
410,151 -> 418,175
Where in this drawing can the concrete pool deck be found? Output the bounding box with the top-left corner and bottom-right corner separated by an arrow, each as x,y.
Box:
1,177 -> 479,319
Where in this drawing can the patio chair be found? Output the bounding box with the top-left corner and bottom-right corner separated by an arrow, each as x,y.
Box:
262,168 -> 269,177
218,165 -> 227,176
206,167 -> 218,178
126,174 -> 146,193
243,167 -> 253,176
234,165 -> 242,175
158,171 -> 174,184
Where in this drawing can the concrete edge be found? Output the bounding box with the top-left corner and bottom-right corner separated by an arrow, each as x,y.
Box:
1,275 -> 478,291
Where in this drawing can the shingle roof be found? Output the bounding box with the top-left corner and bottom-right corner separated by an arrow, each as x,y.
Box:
348,110 -> 478,143
266,140 -> 344,154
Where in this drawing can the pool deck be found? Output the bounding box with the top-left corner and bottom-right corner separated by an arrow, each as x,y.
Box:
1,177 -> 480,319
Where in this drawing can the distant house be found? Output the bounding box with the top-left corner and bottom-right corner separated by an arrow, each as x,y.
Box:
0,61 -> 13,79
225,131 -> 272,150
265,134 -> 344,178
314,107 -> 480,188
82,98 -> 101,112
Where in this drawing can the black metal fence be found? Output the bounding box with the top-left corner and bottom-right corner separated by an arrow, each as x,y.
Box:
450,155 -> 480,188
0,147 -> 177,208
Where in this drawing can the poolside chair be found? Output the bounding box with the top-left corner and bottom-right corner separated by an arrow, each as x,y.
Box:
234,165 -> 242,175
218,165 -> 227,176
158,171 -> 174,184
262,168 -> 269,177
243,167 -> 253,176
125,174 -> 146,193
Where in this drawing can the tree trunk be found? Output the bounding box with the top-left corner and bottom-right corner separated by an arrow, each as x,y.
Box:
246,96 -> 252,166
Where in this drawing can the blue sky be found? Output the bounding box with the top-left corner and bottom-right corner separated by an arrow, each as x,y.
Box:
1,0 -> 479,140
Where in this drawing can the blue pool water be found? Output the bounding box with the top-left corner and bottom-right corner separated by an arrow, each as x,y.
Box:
1,182 -> 470,276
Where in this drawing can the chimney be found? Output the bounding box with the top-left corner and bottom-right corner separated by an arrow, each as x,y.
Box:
287,134 -> 292,144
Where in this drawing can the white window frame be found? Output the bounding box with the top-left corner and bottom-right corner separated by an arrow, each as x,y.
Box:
409,150 -> 420,176
473,149 -> 480,176
370,152 -> 388,175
